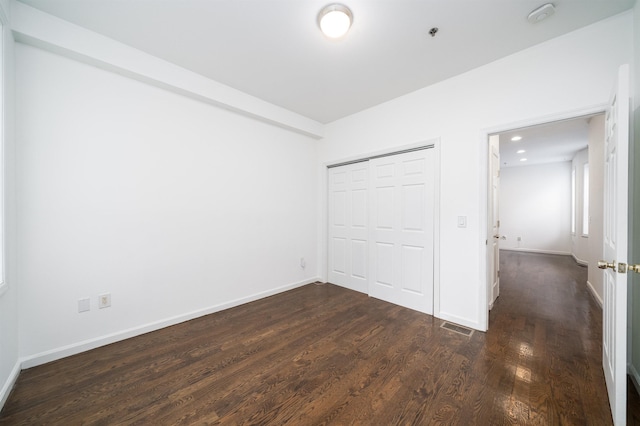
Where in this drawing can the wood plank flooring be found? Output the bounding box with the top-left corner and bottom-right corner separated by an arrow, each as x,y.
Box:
0,251 -> 615,424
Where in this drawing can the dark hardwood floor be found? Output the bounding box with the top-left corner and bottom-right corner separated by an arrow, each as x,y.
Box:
0,251 -> 615,424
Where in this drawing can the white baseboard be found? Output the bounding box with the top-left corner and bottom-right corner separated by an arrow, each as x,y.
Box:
500,247 -> 571,256
0,360 -> 21,411
586,280 -> 603,308
21,277 -> 319,369
571,254 -> 588,266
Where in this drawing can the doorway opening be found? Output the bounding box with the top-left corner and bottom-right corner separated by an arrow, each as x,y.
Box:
486,112 -> 605,315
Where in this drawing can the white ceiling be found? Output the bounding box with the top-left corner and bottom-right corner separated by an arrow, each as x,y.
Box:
17,0 -> 635,124
498,114 -> 600,168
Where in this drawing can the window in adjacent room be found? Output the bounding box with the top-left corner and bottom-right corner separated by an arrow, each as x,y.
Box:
582,163 -> 589,236
571,167 -> 576,235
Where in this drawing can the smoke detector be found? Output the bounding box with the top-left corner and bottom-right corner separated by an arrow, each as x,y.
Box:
527,3 -> 555,23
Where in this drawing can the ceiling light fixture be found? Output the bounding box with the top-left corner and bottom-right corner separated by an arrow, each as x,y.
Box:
517,149 -> 526,154
527,3 -> 555,24
511,136 -> 522,141
520,158 -> 528,162
318,4 -> 353,39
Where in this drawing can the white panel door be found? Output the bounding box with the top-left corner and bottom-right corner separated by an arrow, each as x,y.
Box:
328,162 -> 369,293
368,149 -> 435,314
601,64 -> 630,426
488,136 -> 501,308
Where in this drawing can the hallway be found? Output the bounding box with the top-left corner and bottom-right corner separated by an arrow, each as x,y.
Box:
493,251 -> 611,424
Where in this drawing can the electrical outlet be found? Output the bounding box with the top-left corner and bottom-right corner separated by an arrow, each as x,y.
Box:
300,257 -> 306,269
78,298 -> 90,313
98,293 -> 111,309
517,236 -> 522,241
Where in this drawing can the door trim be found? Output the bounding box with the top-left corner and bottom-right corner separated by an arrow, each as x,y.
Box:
479,105 -> 607,331
321,138 -> 441,317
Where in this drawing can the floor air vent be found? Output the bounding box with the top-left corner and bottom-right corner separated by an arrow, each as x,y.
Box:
440,322 -> 474,337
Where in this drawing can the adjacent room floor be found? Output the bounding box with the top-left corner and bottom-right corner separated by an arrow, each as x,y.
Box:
0,252 -> 616,424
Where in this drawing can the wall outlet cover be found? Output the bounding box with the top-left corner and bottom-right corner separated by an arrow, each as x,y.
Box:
98,293 -> 111,309
78,298 -> 90,313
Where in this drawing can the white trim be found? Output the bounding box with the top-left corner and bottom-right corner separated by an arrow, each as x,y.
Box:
480,104 -> 607,332
323,139 -> 439,169
432,142 -> 441,319
0,360 -> 20,411
500,247 -> 572,256
587,280 -> 604,308
20,277 -> 318,369
571,253 -> 589,266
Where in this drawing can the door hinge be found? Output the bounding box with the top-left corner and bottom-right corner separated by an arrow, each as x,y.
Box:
497,270 -> 500,278
497,220 -> 500,228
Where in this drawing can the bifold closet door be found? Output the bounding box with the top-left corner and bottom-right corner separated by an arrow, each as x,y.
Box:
328,162 -> 369,293
368,149 -> 435,315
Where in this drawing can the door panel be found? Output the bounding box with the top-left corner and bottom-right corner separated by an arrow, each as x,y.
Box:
369,149 -> 435,315
351,239 -> 367,278
488,135 -> 500,309
328,162 -> 369,293
602,64 -> 629,426
331,237 -> 346,275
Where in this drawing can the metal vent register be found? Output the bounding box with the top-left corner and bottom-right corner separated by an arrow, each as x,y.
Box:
440,322 -> 474,337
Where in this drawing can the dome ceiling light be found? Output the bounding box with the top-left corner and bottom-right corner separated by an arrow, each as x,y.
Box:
318,4 -> 353,39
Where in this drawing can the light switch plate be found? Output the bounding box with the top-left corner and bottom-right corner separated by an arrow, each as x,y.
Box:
78,298 -> 90,313
457,216 -> 467,228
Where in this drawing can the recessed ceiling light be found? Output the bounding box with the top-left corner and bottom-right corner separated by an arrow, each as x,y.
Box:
520,158 -> 528,162
318,4 -> 353,39
517,149 -> 526,154
511,136 -> 522,141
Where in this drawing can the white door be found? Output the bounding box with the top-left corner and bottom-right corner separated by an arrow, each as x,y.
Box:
368,149 -> 435,314
328,162 -> 369,293
488,135 -> 501,309
600,64 -> 630,425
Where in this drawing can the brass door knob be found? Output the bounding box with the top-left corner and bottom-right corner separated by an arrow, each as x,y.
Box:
598,260 -> 615,270
629,264 -> 640,274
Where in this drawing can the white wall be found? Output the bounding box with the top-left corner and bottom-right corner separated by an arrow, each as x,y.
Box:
0,0 -> 19,408
499,162 -> 571,255
587,115 -> 605,305
318,12 -> 633,330
16,43 -> 319,364
571,148 -> 589,263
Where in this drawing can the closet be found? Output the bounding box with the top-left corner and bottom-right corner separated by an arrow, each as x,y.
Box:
328,147 -> 435,314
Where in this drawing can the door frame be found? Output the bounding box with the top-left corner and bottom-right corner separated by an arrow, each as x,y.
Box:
487,134 -> 500,310
320,138 -> 441,316
479,105 -> 607,331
